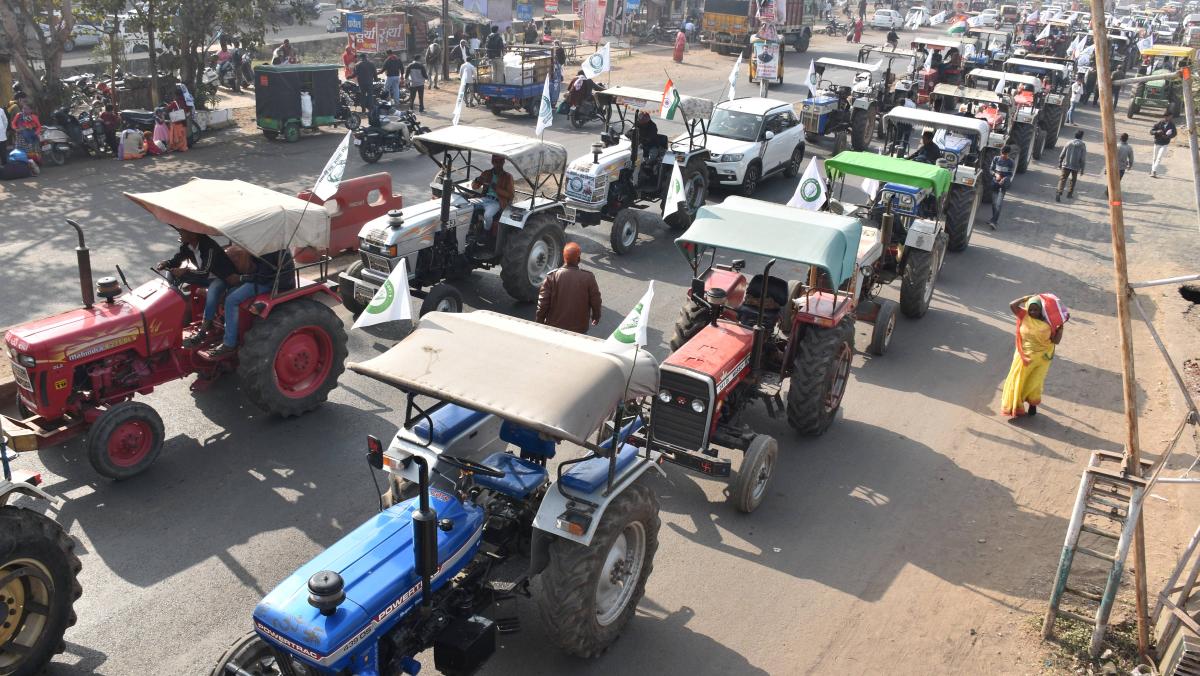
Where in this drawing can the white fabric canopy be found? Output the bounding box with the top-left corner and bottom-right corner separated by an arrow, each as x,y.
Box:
350,311 -> 659,446
412,125 -> 567,181
125,179 -> 329,256
597,86 -> 715,121
882,106 -> 991,145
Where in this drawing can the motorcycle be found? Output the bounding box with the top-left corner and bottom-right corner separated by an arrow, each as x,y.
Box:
336,81 -> 363,130
40,107 -> 98,165
75,109 -> 105,155
353,105 -> 429,163
825,18 -> 848,35
203,57 -> 254,90
568,84 -> 608,129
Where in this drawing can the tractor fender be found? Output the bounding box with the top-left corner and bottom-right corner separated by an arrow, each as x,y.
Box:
904,218 -> 940,252
1015,110 -> 1035,124
660,148 -> 711,166
953,165 -> 980,187
498,199 -> 565,229
246,283 -> 339,320
531,450 -> 664,547
0,478 -> 61,509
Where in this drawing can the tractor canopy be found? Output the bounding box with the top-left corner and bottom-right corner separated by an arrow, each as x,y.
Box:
1006,56 -> 1071,74
675,196 -> 863,288
1140,45 -> 1197,60
931,83 -> 1004,104
125,179 -> 330,256
882,106 -> 992,146
595,86 -> 715,121
824,151 -> 954,197
967,68 -> 1042,89
412,125 -> 568,183
349,311 -> 658,448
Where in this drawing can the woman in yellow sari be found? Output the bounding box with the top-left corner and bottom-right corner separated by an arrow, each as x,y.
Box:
1001,295 -> 1064,416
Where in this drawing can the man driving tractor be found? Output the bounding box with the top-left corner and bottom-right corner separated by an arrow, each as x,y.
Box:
908,130 -> 943,164
470,154 -> 515,235
203,250 -> 296,360
157,228 -> 239,350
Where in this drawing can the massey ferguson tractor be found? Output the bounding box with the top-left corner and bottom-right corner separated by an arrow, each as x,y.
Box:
658,196 -> 895,513
963,68 -> 1047,172
3,180 -> 349,480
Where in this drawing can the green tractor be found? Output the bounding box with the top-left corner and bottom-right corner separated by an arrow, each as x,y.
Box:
1128,46 -> 1196,118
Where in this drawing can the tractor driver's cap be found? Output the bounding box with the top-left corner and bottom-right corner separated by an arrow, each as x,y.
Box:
563,242 -> 581,265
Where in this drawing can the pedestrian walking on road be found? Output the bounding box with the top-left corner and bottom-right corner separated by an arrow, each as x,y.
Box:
1067,75 -> 1083,124
853,18 -> 863,42
1150,112 -> 1177,177
426,42 -> 442,89
1084,67 -> 1098,106
1000,294 -> 1067,417
1056,130 -> 1087,201
486,26 -> 507,83
988,145 -> 1016,228
0,104 -> 8,165
354,53 -> 379,121
674,28 -> 687,62
536,242 -> 602,334
1116,132 -> 1134,180
383,50 -> 404,105
404,56 -> 428,112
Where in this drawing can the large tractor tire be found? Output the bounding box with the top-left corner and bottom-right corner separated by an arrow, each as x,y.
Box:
533,481 -> 659,658
899,241 -> 942,319
210,631 -> 310,676
669,298 -> 710,351
663,160 -> 709,231
417,283 -> 464,316
610,208 -> 640,255
729,434 -> 777,513
338,260 -> 367,316
786,316 -> 854,436
867,299 -> 898,356
1032,125 -> 1046,160
833,129 -> 850,155
0,505 -> 81,675
1043,104 -> 1064,149
944,184 -> 976,252
979,148 -> 997,205
85,401 -> 165,480
1012,122 -> 1035,174
500,214 -> 565,302
238,298 -> 349,418
850,105 -> 877,151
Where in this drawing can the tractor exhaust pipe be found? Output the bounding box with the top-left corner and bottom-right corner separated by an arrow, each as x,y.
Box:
750,259 -> 777,380
66,219 -> 94,309
410,455 -> 437,609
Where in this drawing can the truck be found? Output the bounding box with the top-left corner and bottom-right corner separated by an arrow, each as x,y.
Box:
702,0 -> 818,55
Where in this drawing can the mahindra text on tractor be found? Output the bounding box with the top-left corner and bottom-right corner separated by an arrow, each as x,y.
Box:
212,310 -> 666,676
962,68 -> 1046,171
0,436 -> 81,675
801,58 -> 886,152
562,86 -> 714,255
664,198 -> 895,462
339,126 -> 573,314
822,151 -> 954,319
1005,56 -> 1072,149
3,180 -> 349,480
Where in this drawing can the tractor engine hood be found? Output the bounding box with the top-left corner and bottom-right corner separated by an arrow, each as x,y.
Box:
5,285 -> 158,364
358,194 -> 472,249
253,490 -> 485,668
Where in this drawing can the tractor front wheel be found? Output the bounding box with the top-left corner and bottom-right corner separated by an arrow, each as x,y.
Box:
210,631 -> 310,676
338,260 -> 367,316
418,283 -> 464,316
850,105 -> 877,151
786,317 -> 854,436
669,298 -> 710,351
729,434 -> 777,513
533,481 -> 659,658
944,184 -> 976,252
500,215 -> 565,302
86,401 -> 165,480
610,208 -> 639,255
900,247 -> 938,318
0,506 -> 81,676
868,299 -> 898,355
238,298 -> 349,417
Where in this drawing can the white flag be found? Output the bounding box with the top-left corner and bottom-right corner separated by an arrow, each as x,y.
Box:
994,72 -> 1007,94
929,10 -> 946,25
788,156 -> 827,211
535,72 -> 554,137
582,42 -> 611,79
1037,22 -> 1051,40
662,158 -> 686,220
1137,34 -> 1154,51
968,14 -> 984,27
861,176 -> 880,199
352,258 -> 414,329
452,76 -> 467,126
604,281 -> 654,350
727,51 -> 743,101
802,58 -> 817,97
313,131 -> 352,200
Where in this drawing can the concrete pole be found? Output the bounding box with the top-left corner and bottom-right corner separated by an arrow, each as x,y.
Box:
441,0 -> 450,82
1181,71 -> 1200,232
1085,0 -> 1151,660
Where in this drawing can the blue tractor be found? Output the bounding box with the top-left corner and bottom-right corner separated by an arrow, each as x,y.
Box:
211,310 -> 665,676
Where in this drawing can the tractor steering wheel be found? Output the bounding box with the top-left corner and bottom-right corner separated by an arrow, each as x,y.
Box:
150,265 -> 183,288
439,454 -> 505,478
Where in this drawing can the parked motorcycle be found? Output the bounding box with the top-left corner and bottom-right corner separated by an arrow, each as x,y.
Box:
40,107 -> 98,165
825,18 -> 848,35
203,57 -> 254,91
336,81 -> 363,130
568,84 -> 608,129
76,109 -> 105,155
354,105 -> 429,163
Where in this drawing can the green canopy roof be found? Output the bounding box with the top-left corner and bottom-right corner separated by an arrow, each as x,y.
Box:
675,196 -> 863,287
824,151 -> 953,197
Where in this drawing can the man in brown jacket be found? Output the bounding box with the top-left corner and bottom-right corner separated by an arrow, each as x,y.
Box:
536,242 -> 602,333
471,154 -> 516,232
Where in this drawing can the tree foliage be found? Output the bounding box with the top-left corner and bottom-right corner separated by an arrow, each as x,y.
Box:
0,0 -> 77,114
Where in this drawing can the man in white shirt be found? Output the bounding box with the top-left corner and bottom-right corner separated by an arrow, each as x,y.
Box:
459,59 -> 478,107
1067,74 -> 1084,124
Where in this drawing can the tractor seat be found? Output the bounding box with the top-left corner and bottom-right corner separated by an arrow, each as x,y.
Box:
474,452 -> 548,498
561,444 -> 639,494
500,420 -> 556,459
410,403 -> 491,447
738,274 -> 789,330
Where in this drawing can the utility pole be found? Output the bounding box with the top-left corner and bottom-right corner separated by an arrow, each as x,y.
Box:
1086,2 -> 1151,659
1181,70 -> 1200,231
441,0 -> 450,82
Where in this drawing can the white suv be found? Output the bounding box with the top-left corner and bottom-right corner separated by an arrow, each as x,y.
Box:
697,98 -> 806,197
871,9 -> 905,29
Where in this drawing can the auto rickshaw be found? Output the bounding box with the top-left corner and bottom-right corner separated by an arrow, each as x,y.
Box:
254,63 -> 342,142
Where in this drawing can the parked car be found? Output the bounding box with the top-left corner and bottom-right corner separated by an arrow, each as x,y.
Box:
872,9 -> 905,29
977,8 -> 999,26
698,97 -> 807,197
38,22 -> 104,51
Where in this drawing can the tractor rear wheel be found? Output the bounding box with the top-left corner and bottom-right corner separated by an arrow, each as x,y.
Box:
210,631 -> 310,676
1011,122 -> 1034,174
1033,125 -> 1046,160
833,129 -> 849,155
944,184 -> 976,252
86,401 -> 165,480
663,160 -> 709,231
238,298 -> 348,418
0,506 -> 81,676
1043,105 -> 1063,148
900,246 -> 938,318
500,214 -> 565,302
786,316 -> 854,436
868,299 -> 898,356
533,481 -> 659,658
338,260 -> 367,316
669,298 -> 709,351
850,105 -> 877,151
730,434 -> 777,513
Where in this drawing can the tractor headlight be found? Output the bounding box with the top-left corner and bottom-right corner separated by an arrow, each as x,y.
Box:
691,399 -> 706,413
901,195 -> 914,209
658,389 -> 672,403
385,244 -> 398,257
16,354 -> 35,367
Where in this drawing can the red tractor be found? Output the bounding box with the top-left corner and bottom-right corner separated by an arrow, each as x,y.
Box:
640,197 -> 892,513
3,179 -> 349,480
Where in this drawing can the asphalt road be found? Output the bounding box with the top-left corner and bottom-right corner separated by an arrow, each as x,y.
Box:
5,24 -> 1200,675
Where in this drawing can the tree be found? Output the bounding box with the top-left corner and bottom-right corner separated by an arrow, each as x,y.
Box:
0,0 -> 77,115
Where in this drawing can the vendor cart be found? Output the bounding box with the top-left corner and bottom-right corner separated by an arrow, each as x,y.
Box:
254,63 -> 342,142
475,45 -> 555,116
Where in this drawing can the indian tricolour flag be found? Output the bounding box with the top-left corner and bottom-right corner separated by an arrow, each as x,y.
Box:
660,79 -> 681,120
